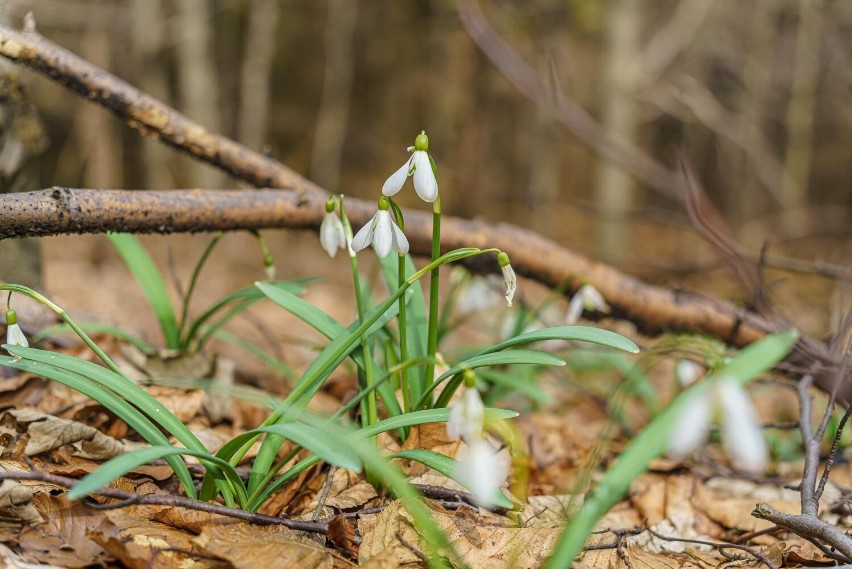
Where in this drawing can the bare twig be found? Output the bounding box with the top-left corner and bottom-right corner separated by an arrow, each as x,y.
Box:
0,469 -> 331,534
752,502 -> 852,561
817,403 -> 852,501
647,528 -> 778,569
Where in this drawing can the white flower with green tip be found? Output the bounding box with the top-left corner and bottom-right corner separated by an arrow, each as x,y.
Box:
382,131 -> 439,203
5,309 -> 27,347
351,196 -> 409,259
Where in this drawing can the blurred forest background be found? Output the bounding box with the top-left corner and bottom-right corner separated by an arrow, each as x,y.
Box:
0,0 -> 850,342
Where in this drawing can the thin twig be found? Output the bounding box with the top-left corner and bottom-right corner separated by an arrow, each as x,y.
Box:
647,528 -> 778,569
817,403 -> 852,501
0,469 -> 330,535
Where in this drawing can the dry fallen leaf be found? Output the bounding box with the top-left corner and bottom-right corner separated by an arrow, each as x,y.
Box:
194,521 -> 353,569
18,493 -> 113,568
359,501 -> 561,568
3,409 -> 127,460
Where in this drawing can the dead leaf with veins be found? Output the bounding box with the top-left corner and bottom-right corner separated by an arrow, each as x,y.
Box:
3,409 -> 127,460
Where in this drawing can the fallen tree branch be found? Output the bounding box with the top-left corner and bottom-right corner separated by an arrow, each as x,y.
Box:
0,185 -> 779,346
0,20 -> 846,401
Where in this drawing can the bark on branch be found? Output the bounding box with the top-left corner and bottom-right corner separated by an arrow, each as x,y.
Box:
0,21 -> 845,401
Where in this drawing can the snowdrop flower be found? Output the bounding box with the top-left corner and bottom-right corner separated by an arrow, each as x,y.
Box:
351,196 -> 409,259
668,375 -> 767,473
382,131 -> 438,203
5,309 -> 28,347
497,252 -> 516,307
676,359 -> 703,387
319,198 -> 347,258
565,284 -> 609,325
455,438 -> 508,508
448,384 -> 485,442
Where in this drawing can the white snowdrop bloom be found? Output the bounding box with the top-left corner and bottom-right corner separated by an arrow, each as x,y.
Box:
319,208 -> 347,258
676,359 -> 703,387
497,252 -> 516,307
454,438 -> 508,508
381,131 -> 438,203
5,310 -> 28,348
351,197 -> 409,259
454,273 -> 502,315
448,386 -> 485,442
565,284 -> 609,325
668,376 -> 767,473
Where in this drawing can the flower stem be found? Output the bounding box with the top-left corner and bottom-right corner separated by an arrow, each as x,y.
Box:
0,284 -> 124,376
423,196 -> 442,407
397,252 -> 410,413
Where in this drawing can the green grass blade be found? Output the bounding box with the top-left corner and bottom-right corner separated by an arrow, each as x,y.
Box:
257,281 -> 342,339
379,253 -> 428,387
67,446 -> 247,506
33,323 -> 155,353
421,350 -> 566,409
0,354 -> 198,499
107,233 -> 180,349
253,423 -> 361,472
6,346 -> 206,454
480,326 -> 639,355
357,407 -> 519,439
392,449 -> 514,510
477,368 -> 551,405
545,329 -> 798,567
189,280 -> 308,350
213,330 -> 294,379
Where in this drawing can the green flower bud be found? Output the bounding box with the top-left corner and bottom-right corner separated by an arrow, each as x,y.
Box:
5,309 -> 16,325
414,130 -> 429,152
497,251 -> 511,268
325,198 -> 336,213
462,369 -> 476,388
378,195 -> 391,211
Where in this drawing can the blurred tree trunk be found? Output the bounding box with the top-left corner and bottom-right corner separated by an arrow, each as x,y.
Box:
594,0 -> 641,264
238,0 -> 280,152
782,0 -> 822,209
735,0 -> 775,220
528,46 -> 561,233
0,9 -> 48,287
77,27 -> 123,188
132,0 -> 172,190
309,0 -> 357,191
177,0 -> 225,188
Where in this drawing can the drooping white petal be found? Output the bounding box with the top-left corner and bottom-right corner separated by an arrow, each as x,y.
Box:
454,439 -> 508,508
676,360 -> 703,388
448,387 -> 485,442
390,219 -> 409,254
382,157 -> 412,197
717,378 -> 768,473
351,213 -> 377,252
319,212 -> 346,258
501,264 -> 516,307
372,211 -> 393,258
6,324 -> 28,347
667,393 -> 711,459
411,151 -> 438,202
580,284 -> 609,313
565,294 -> 584,325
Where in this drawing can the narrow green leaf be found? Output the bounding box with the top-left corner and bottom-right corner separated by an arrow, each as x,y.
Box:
6,347 -> 206,454
423,350 -> 566,409
392,449 -> 514,510
33,323 -> 155,353
213,330 -> 294,379
254,423 -> 361,472
477,368 -> 550,404
481,326 -> 639,355
545,329 -> 798,567
0,354 -> 197,499
68,446 -> 247,507
107,233 -> 180,349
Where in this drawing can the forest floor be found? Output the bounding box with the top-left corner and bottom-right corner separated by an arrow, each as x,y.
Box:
0,226 -> 849,568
